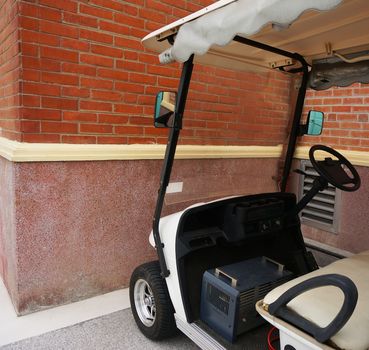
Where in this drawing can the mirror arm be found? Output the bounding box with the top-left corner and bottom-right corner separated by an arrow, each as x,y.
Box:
298,123 -> 308,136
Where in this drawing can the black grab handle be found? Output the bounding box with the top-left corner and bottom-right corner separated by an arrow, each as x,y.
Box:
268,274 -> 358,343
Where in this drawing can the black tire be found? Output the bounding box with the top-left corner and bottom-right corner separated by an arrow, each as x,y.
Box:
129,261 -> 177,340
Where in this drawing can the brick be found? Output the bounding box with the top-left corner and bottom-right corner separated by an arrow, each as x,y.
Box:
89,0 -> 124,12
41,97 -> 78,110
80,29 -> 113,44
124,51 -> 139,61
42,72 -> 79,86
41,121 -> 78,133
115,82 -> 144,94
98,114 -> 129,124
19,16 -> 39,31
114,37 -> 141,51
129,116 -> 151,126
130,73 -> 156,85
339,122 -> 361,130
80,100 -> 112,112
81,77 -> 113,90
19,3 -> 39,18
129,136 -> 157,144
99,21 -> 130,36
145,0 -> 171,13
63,13 -> 98,28
91,44 -> 123,58
80,123 -> 113,134
22,133 -> 61,143
92,90 -> 121,101
114,104 -> 143,114
22,108 -> 62,121
80,53 -> 114,68
22,95 -> 40,107
97,136 -> 127,144
61,38 -> 90,52
79,4 -> 113,20
62,87 -> 90,98
139,8 -> 166,23
23,57 -> 61,71
116,60 -> 145,72
97,68 -> 128,81
40,21 -> 79,39
41,47 -> 79,63
22,82 -> 61,96
352,105 -> 369,112
39,7 -> 62,22
122,4 -> 138,16
115,125 -> 143,135
21,43 -> 39,57
63,111 -> 97,122
21,120 -> 40,133
38,0 -> 77,13
62,135 -> 96,143
62,62 -> 96,76
351,131 -> 369,138
22,69 -> 40,82
21,29 -> 60,46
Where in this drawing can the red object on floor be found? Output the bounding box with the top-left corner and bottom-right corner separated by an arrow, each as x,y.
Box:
267,326 -> 280,350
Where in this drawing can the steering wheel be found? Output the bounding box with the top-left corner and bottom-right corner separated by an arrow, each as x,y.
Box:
309,145 -> 360,192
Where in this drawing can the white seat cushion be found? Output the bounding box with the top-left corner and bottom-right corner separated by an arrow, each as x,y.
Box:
263,250 -> 369,350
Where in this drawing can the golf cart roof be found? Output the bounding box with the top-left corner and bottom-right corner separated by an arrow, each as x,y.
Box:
142,0 -> 369,73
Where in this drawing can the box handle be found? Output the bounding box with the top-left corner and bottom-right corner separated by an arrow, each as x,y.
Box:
215,268 -> 237,287
263,256 -> 285,273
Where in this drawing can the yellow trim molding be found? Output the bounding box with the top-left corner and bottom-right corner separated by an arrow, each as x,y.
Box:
0,137 -> 283,162
0,137 -> 368,166
294,146 -> 369,167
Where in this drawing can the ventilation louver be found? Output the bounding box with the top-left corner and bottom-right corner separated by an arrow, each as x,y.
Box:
300,160 -> 340,233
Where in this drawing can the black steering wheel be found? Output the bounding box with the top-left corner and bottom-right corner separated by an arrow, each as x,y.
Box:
309,145 -> 360,192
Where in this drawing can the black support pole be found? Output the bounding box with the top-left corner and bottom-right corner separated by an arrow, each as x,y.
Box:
152,55 -> 194,278
280,60 -> 309,192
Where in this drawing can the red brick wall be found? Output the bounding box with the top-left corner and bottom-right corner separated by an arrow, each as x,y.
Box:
0,0 -> 292,145
300,84 -> 369,152
0,0 -> 21,141
1,1 -> 368,147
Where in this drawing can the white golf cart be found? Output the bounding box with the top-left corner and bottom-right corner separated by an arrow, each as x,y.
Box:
130,1 -> 369,349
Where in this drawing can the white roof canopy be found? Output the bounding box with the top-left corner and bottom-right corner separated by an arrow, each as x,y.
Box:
142,0 -> 369,72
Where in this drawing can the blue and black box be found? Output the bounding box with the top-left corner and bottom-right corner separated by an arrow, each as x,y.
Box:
200,256 -> 293,342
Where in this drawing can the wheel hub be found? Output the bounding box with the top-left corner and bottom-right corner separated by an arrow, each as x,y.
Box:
134,279 -> 156,327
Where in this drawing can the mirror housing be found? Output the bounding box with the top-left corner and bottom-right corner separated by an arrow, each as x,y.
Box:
299,110 -> 324,136
154,91 -> 177,128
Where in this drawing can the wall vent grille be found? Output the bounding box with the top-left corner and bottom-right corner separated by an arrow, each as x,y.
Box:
299,160 -> 340,233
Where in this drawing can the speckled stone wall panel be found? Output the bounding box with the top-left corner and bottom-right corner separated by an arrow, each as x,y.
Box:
0,157 -> 18,305
13,160 -> 161,314
8,157 -> 279,314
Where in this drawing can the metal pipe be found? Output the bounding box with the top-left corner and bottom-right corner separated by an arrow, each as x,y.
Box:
152,55 -> 194,277
281,60 -> 309,192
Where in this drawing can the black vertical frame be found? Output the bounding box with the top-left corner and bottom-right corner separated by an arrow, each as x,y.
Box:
280,61 -> 309,192
152,55 -> 194,277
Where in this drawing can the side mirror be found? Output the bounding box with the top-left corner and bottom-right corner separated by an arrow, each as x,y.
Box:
154,91 -> 177,128
299,110 -> 324,136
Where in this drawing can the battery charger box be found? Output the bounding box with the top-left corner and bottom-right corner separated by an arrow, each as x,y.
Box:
200,256 -> 293,342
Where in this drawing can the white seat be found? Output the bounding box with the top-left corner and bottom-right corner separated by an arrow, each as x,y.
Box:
259,250 -> 369,350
